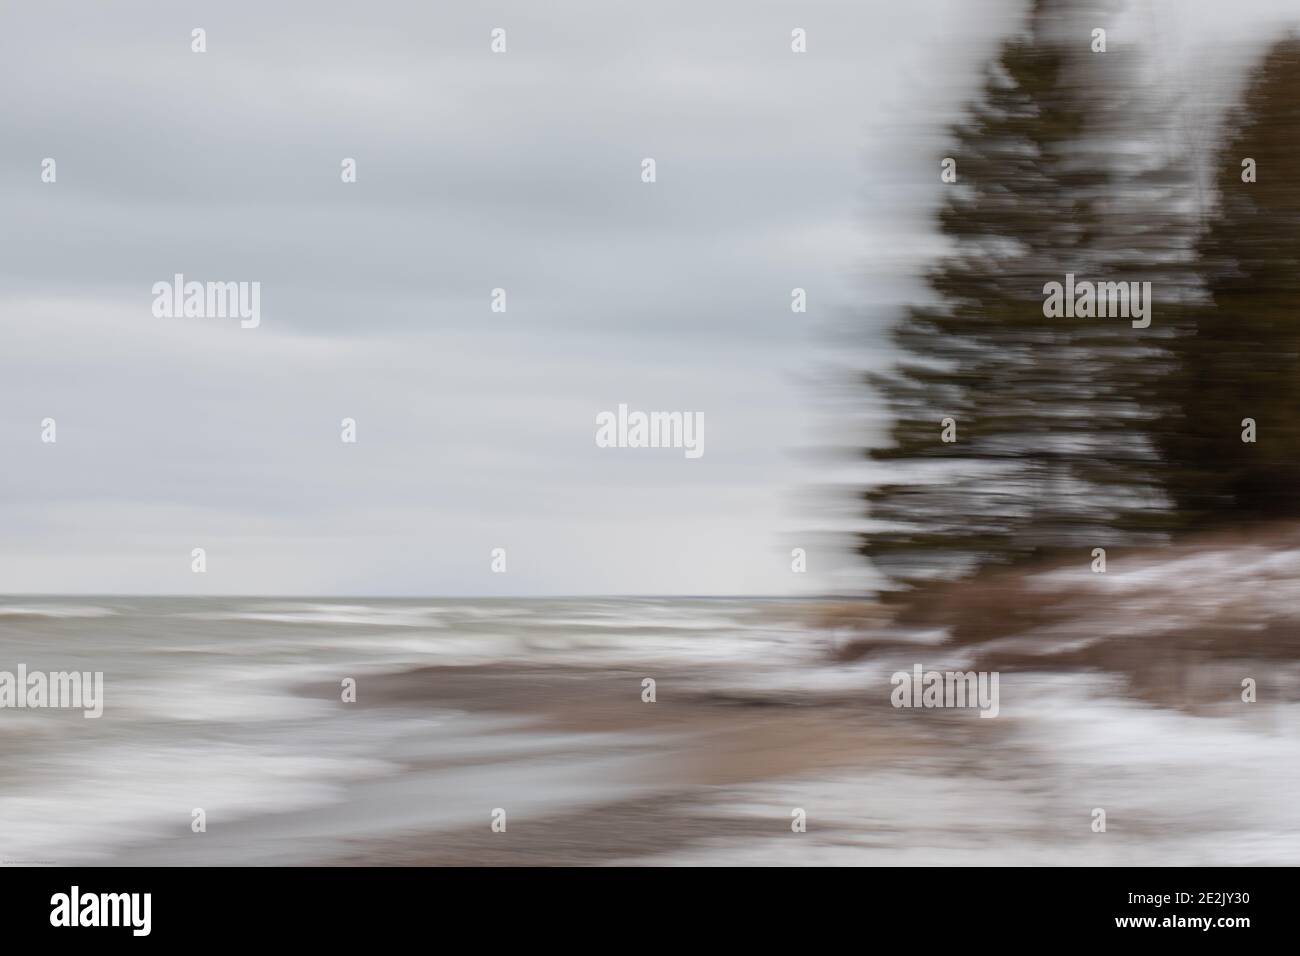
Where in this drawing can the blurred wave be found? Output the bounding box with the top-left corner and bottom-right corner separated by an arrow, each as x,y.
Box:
2,594 -> 1296,865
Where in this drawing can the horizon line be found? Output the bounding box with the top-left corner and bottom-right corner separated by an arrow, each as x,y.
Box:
0,592 -> 862,601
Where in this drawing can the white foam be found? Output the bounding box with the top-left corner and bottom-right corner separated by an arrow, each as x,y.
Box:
0,605 -> 116,619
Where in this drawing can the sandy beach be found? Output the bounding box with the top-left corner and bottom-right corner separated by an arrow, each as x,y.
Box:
4,594 -> 1297,866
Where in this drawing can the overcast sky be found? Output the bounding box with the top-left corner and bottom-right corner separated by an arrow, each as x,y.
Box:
1,0 -> 1296,596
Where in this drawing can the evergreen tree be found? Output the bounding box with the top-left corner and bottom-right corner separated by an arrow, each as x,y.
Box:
1159,37 -> 1300,524
862,0 -> 1195,589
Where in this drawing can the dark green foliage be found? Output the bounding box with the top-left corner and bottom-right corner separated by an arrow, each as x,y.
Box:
1158,38 -> 1300,524
863,0 -> 1199,588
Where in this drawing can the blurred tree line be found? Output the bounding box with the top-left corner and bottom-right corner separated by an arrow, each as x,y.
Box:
863,0 -> 1300,591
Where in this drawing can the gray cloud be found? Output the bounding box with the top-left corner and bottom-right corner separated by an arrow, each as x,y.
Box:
2,0 -> 1292,594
